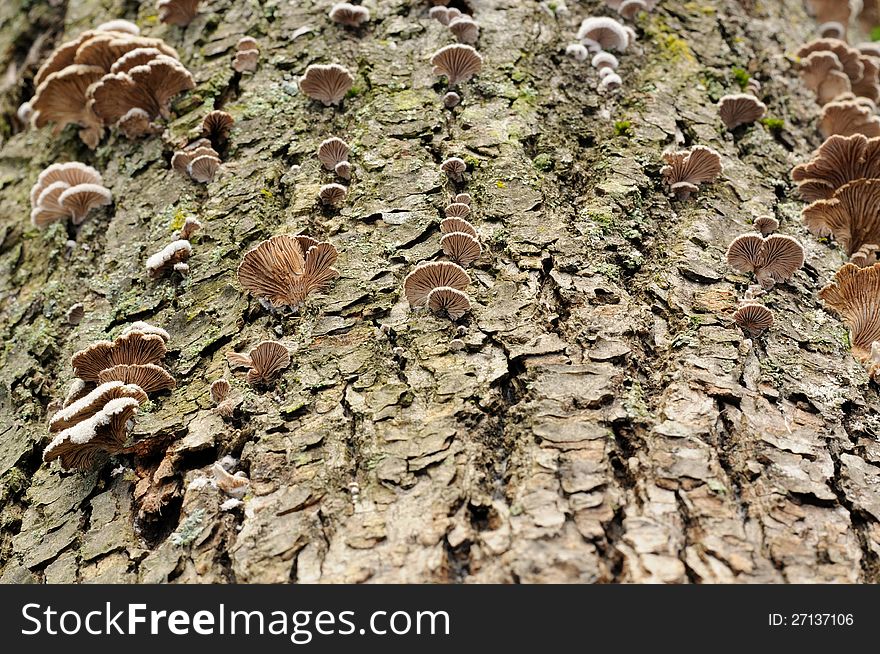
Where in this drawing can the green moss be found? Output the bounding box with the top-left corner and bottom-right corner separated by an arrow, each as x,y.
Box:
731,67 -> 750,91
613,120 -> 633,137
260,188 -> 274,200
761,117 -> 784,132
871,26 -> 880,41
532,154 -> 553,172
346,85 -> 365,99
170,208 -> 187,231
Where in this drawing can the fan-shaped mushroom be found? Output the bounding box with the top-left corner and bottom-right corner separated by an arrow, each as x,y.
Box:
576,17 -> 629,52
202,110 -> 234,143
440,231 -> 482,266
802,178 -> 880,255
449,16 -> 480,44
726,233 -> 805,289
97,363 -> 176,393
403,261 -> 470,306
210,378 -> 237,417
146,239 -> 192,278
430,44 -> 483,85
792,134 -> 880,201
72,331 -> 168,381
718,93 -> 767,130
443,91 -> 461,108
226,340 -> 291,386
753,216 -> 779,236
233,37 -> 260,73
591,52 -> 619,70
441,217 -> 478,238
660,145 -> 722,200
157,0 -> 200,25
213,462 -> 250,497
819,99 -> 880,138
444,203 -> 471,218
30,162 -> 111,228
800,50 -> 851,105
300,64 -> 354,106
30,64 -> 106,148
317,137 -> 350,170
49,381 -> 147,432
733,303 -> 774,337
819,262 -> 880,361
121,321 -> 170,342
441,157 -> 467,182
426,287 -> 471,320
850,243 -> 879,267
329,3 -> 370,27
319,183 -> 347,206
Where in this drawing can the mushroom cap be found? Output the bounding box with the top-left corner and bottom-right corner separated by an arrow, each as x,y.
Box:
718,93 -> 767,130
157,0 -> 201,26
328,3 -> 370,27
172,144 -> 220,174
449,16 -> 480,45
72,331 -> 168,381
108,47 -> 163,74
453,193 -> 472,205
74,33 -> 179,71
430,44 -> 483,86
31,181 -> 71,227
733,303 -> 774,336
213,462 -> 249,497
429,6 -> 450,24
792,134 -> 880,201
591,52 -> 619,70
44,396 -> 139,470
441,157 -> 467,181
802,177 -> 880,255
317,137 -> 351,170
128,55 -> 195,115
66,302 -> 85,325
759,234 -> 805,285
245,340 -> 291,385
95,19 -> 141,35
116,106 -> 160,138
202,109 -> 235,139
598,73 -> 623,91
440,231 -> 482,266
566,44 -> 589,62
819,99 -> 880,139
426,286 -> 471,320
146,239 -> 192,277
237,234 -> 338,308
444,202 -> 471,218
819,262 -> 880,360
31,162 -> 102,207
441,216 -> 478,237
576,17 -> 629,52
121,321 -> 171,342
818,21 -> 846,40
59,183 -> 112,224
179,216 -> 203,240
210,378 -> 232,403
443,91 -> 461,108
849,243 -> 879,267
852,54 -> 880,104
187,154 -> 221,183
726,233 -> 765,274
319,182 -> 347,206
30,64 -> 105,133
334,161 -> 352,180
97,363 -> 176,393
618,0 -> 648,19
233,48 -> 260,73
403,261 -> 470,306
753,216 -> 780,236
661,145 -> 722,194
49,381 -> 147,433
300,63 -> 354,106
797,38 -> 864,83
237,37 -> 259,52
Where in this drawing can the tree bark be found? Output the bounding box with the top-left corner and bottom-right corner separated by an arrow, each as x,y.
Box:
1,0 -> 879,584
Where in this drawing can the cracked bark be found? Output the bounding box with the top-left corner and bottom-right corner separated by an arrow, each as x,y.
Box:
1,0 -> 879,584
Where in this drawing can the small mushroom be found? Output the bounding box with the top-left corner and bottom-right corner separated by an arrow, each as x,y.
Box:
226,340 -> 291,386
146,239 -> 192,278
403,261 -> 470,307
66,303 -> 85,325
792,134 -> 880,201
591,52 -> 619,70
30,162 -> 111,228
718,93 -> 767,130
237,234 -> 339,309
726,233 -> 805,289
178,216 -> 202,240
430,44 -> 483,86
319,183 -> 347,206
71,330 -> 168,381
97,363 -> 176,393
334,161 -> 352,180
59,183 -> 113,224
426,287 -> 471,320
157,0 -> 201,26
818,21 -> 846,40
201,109 -> 235,143
440,157 -> 467,182
121,321 -> 170,342
210,378 -> 236,417
441,216 -> 478,237
598,73 -> 622,92
116,107 -> 161,138
849,243 -> 878,267
443,91 -> 461,108
660,145 -> 722,200
188,154 -> 221,183
329,3 -> 370,27
212,462 -> 249,498
819,99 -> 880,138
444,202 -> 471,218
96,20 -> 141,35
733,303 -> 774,338
802,178 -> 880,256
799,50 -> 850,105
440,231 -> 482,266
30,64 -> 106,148
753,216 -> 779,236
317,137 -> 350,170
449,16 -> 480,44
819,262 -> 880,361
44,396 -> 140,470
300,64 -> 354,106
233,40 -> 260,73
49,381 -> 147,433
566,44 -> 589,62
453,193 -> 472,205
618,0 -> 648,19
576,17 -> 629,52
429,6 -> 451,24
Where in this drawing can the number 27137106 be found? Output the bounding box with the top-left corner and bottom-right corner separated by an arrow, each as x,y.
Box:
768,613 -> 854,626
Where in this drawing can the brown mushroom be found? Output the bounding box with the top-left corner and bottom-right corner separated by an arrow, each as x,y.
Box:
157,0 -> 201,26
718,93 -> 767,130
426,287 -> 471,320
576,17 -> 629,52
441,217 -> 478,237
819,262 -> 880,361
430,44 -> 483,85
97,363 -> 176,393
733,303 -> 774,337
317,137 -> 350,170
791,134 -> 880,201
440,231 -> 482,266
753,216 -> 779,236
449,17 -> 480,45
44,397 -> 140,470
319,183 -> 347,206
802,177 -> 880,255
300,64 -> 354,106
146,239 -> 192,278
819,99 -> 880,138
403,261 -> 470,306
726,233 -> 805,289
71,331 -> 168,381
329,3 -> 370,27
440,157 -> 467,182
49,381 -> 147,433
660,145 -> 722,200
226,340 -> 291,386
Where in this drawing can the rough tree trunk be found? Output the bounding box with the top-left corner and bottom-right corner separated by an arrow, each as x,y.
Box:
1,0 -> 879,584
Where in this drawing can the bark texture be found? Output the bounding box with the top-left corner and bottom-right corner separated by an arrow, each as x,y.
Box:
1,0 -> 879,584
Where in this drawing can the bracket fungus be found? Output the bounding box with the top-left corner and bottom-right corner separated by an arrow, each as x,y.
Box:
444,202 -> 471,218
443,91 -> 461,108
797,38 -> 880,103
30,162 -> 111,228
66,303 -> 85,325
598,73 -> 622,92
726,233 -> 805,288
819,99 -> 880,138
733,303 -> 774,338
317,137 -> 350,170
440,231 -> 482,267
441,157 -> 467,182
329,3 -> 371,27
441,216 -> 478,238
850,243 -> 879,267
30,64 -> 106,147
566,44 -> 590,62
233,37 -> 260,73
49,382 -> 147,433
157,0 -> 200,25
146,239 -> 192,278
226,340 -> 291,386
618,0 -> 652,19
800,50 -> 851,104
403,261 -> 470,307
72,330 -> 168,382
449,16 -> 480,45
426,287 -> 471,320
210,378 -> 237,418
819,262 -> 880,362
453,193 -> 472,205
660,145 -> 722,200
213,462 -> 250,498
753,216 -> 780,236
44,397 -> 139,471
576,17 -> 629,52
172,140 -> 221,183
430,44 -> 483,86
718,93 -> 767,130
237,234 -> 339,309
300,64 -> 354,106
791,134 -> 880,201
97,363 -> 176,393
201,110 -> 235,143
592,52 -> 619,70
802,178 -> 880,255
319,183 -> 347,206
122,321 -> 170,342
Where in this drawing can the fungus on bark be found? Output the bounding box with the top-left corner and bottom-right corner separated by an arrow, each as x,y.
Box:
300,64 -> 354,106
591,52 -> 619,70
43,397 -> 139,471
802,177 -> 880,255
429,6 -> 450,24
618,0 -> 648,19
453,192 -> 472,205
818,21 -> 846,39
317,137 -> 350,170
726,233 -> 805,288
71,330 -> 168,381
440,231 -> 482,266
426,287 -> 471,320
443,91 -> 461,108
157,0 -> 201,26
201,110 -> 234,143
598,73 -> 622,92
849,243 -> 878,267
319,183 -> 347,206
121,321 -> 170,342
172,141 -> 221,183
449,16 -> 480,44
30,64 -> 106,148
791,134 -> 880,201
96,20 -> 140,35
210,378 -> 236,417
49,382 -> 147,433
329,3 -> 370,27
566,44 -> 589,62
444,202 -> 471,218
178,217 -> 202,240
146,239 -> 192,278
576,17 -> 629,52
718,93 -> 767,129
733,303 -> 774,337
403,261 -> 470,307
819,99 -> 880,138
660,145 -> 722,200
753,216 -> 779,236
226,340 -> 291,385
233,38 -> 260,73
441,157 -> 467,182
213,462 -> 249,497
66,303 -> 85,325
430,44 -> 483,85
30,162 -> 111,228
237,234 -> 339,309
819,262 -> 880,361
97,363 -> 176,393
799,51 -> 851,105
441,216 -> 478,237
